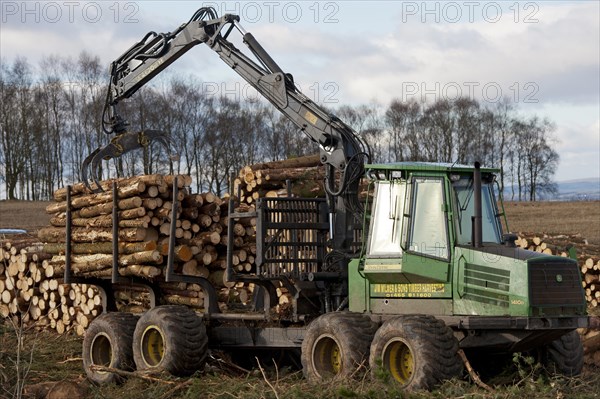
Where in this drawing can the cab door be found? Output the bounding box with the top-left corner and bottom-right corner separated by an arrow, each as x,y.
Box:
401,177 -> 452,284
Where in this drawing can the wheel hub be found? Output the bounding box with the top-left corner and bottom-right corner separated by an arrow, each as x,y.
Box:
90,333 -> 113,373
312,334 -> 343,378
383,339 -> 414,385
141,326 -> 165,367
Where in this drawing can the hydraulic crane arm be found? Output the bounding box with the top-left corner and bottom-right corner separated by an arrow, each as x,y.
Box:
88,7 -> 370,265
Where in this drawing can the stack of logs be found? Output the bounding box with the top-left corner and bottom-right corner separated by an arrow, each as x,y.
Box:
37,174 -> 267,313
234,154 -> 325,204
516,234 -> 600,308
0,236 -> 102,335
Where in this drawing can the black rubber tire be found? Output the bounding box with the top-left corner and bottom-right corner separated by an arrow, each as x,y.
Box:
369,315 -> 463,390
301,312 -> 378,381
132,305 -> 208,376
542,330 -> 584,377
82,312 -> 139,385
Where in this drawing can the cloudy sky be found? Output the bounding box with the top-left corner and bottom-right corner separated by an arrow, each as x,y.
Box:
1,1 -> 599,181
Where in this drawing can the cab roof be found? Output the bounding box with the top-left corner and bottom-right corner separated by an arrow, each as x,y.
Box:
365,162 -> 499,174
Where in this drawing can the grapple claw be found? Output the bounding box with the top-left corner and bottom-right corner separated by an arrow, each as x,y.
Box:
81,130 -> 177,192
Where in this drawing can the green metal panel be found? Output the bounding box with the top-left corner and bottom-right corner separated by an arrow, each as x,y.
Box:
362,259 -> 410,283
398,252 -> 450,283
348,259 -> 369,313
362,254 -> 449,284
453,247 -> 530,316
370,298 -> 453,315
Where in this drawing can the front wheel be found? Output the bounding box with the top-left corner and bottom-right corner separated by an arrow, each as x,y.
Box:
132,305 -> 208,376
541,330 -> 584,377
82,312 -> 138,384
301,312 -> 378,381
369,315 -> 462,390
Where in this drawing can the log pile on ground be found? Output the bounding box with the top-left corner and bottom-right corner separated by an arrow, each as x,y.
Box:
0,235 -> 102,335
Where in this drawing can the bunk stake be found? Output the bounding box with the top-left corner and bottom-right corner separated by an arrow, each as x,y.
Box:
64,185 -> 73,284
165,176 -> 178,282
112,181 -> 120,283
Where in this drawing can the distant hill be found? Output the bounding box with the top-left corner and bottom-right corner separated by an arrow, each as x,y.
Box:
503,177 -> 600,201
554,178 -> 600,201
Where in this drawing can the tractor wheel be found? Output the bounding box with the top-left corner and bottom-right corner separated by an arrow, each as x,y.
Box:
132,305 -> 208,376
369,315 -> 462,390
301,312 -> 378,381
542,330 -> 584,377
82,312 -> 138,384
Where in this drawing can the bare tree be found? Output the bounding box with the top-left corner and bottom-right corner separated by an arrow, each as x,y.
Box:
0,58 -> 34,199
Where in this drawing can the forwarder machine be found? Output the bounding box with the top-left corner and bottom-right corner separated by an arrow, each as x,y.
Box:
76,7 -> 588,390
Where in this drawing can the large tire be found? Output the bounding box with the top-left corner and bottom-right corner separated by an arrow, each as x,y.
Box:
132,305 -> 208,376
301,312 -> 378,381
542,330 -> 584,377
82,312 -> 138,384
369,315 -> 462,390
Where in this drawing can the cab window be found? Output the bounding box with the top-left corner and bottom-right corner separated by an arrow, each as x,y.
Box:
367,181 -> 408,257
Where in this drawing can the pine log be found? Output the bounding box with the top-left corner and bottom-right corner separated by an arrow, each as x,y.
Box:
38,226 -> 158,243
53,174 -> 170,201
51,215 -> 149,229
208,270 -> 235,288
46,181 -> 147,213
248,154 -> 320,171
162,295 -> 203,307
163,174 -> 192,188
182,261 -> 210,278
191,232 -> 221,246
77,196 -> 144,218
183,194 -> 204,208
119,265 -> 162,278
43,241 -> 157,255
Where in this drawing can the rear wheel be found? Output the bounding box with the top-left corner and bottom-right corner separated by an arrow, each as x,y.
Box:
132,305 -> 208,376
369,315 -> 462,390
301,312 -> 378,381
82,312 -> 138,384
542,330 -> 584,377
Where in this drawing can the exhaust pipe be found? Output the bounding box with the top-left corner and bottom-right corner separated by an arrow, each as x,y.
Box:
472,162 -> 483,248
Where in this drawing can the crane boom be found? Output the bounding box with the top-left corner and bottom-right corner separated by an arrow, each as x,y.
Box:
88,7 -> 370,270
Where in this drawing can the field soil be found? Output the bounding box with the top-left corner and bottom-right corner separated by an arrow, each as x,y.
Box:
0,200 -> 52,234
503,201 -> 600,259
1,199 -> 600,398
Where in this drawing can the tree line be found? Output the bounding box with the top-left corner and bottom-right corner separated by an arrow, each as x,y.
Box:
0,52 -> 558,201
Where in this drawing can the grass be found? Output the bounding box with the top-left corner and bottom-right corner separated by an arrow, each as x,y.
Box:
2,325 -> 600,399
